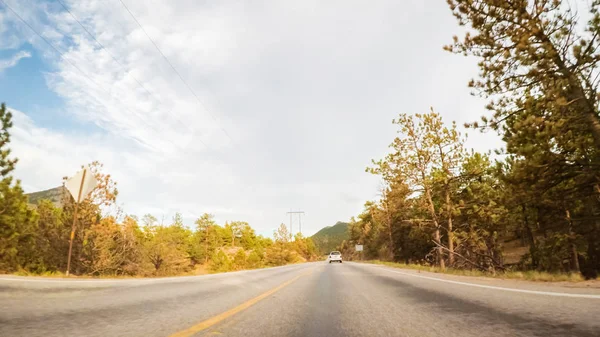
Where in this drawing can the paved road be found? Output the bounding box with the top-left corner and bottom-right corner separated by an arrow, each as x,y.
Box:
1,262 -> 599,337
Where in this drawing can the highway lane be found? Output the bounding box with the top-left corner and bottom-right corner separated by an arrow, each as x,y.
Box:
1,262 -> 599,337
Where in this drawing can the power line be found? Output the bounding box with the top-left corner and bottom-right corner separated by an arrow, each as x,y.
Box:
56,0 -> 154,105
54,0 -> 206,148
287,210 -> 305,236
117,0 -> 234,144
0,0 -> 185,153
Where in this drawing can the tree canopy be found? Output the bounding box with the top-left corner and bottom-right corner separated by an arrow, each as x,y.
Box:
338,1 -> 600,279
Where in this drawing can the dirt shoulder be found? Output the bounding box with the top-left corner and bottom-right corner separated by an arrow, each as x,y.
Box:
358,260 -> 600,291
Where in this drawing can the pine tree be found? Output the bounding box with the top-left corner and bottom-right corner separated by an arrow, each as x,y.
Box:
445,0 -> 600,146
0,103 -> 36,272
446,0 -> 600,278
368,110 -> 466,269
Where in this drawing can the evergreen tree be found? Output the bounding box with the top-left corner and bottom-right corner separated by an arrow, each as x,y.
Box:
0,103 -> 36,272
446,0 -> 600,277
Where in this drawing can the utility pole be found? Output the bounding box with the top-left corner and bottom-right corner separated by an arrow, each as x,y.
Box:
66,169 -> 86,277
286,210 -> 305,237
63,167 -> 98,277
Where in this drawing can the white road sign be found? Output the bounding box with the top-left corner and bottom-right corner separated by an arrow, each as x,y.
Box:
65,168 -> 98,202
355,245 -> 363,252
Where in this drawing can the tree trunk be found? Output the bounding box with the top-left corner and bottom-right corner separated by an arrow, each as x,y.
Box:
532,25 -> 600,149
566,210 -> 580,273
445,187 -> 454,266
425,187 -> 445,269
381,190 -> 395,261
584,110 -> 600,148
522,205 -> 537,268
204,227 -> 209,264
582,197 -> 600,279
433,228 -> 444,269
387,208 -> 394,260
571,243 -> 580,273
560,72 -> 600,148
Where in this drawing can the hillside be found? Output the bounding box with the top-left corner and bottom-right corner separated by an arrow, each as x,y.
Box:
25,186 -> 70,208
311,221 -> 349,254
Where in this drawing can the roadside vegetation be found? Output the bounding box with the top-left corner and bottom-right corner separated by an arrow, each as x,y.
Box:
3,1 -> 600,281
0,106 -> 317,277
364,260 -> 590,283
338,1 -> 600,280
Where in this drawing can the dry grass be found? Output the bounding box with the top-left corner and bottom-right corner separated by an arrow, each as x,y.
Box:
12,268 -> 203,279
363,260 -> 589,282
500,270 -> 584,282
12,261 -> 593,283
11,261 -> 304,279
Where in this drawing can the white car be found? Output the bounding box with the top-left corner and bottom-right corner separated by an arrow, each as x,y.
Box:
328,251 -> 342,263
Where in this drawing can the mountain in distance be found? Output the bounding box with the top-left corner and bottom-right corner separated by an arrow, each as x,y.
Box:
25,186 -> 70,208
311,221 -> 349,254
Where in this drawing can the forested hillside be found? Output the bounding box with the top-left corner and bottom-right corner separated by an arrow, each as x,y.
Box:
26,186 -> 69,208
311,222 -> 349,254
338,1 -> 600,279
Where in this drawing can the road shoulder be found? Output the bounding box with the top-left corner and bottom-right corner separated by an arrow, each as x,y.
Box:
354,261 -> 600,295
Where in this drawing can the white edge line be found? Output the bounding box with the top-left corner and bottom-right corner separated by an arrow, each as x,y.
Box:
362,263 -> 600,299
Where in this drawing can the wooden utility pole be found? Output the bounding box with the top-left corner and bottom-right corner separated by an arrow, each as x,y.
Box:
63,167 -> 97,277
66,169 -> 86,277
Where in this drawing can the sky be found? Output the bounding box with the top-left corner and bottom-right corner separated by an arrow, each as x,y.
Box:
0,0 -> 503,237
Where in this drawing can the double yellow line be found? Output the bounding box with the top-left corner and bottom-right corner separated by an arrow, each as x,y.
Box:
170,269 -> 313,337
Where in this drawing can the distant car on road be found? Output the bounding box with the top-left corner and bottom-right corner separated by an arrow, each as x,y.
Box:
328,251 -> 342,263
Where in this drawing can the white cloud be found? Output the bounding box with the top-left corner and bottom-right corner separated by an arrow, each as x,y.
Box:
4,0 -> 504,236
0,50 -> 31,72
11,106 -> 242,220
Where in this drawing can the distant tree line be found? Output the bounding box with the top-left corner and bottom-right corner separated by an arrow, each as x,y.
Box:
338,1 -> 600,279
0,103 -> 317,276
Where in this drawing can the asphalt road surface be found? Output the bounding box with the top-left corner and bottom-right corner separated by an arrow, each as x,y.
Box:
1,262 -> 600,337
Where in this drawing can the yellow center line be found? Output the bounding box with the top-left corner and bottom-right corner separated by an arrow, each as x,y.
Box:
169,268 -> 314,337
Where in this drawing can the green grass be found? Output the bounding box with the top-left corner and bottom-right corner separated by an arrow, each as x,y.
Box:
363,260 -> 589,282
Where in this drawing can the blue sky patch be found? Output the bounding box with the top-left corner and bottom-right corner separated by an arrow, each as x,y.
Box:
0,44 -> 103,134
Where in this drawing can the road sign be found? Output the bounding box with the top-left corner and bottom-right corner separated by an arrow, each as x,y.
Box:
65,168 -> 98,277
65,168 -> 98,202
355,245 -> 363,252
